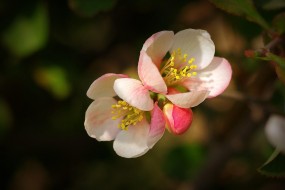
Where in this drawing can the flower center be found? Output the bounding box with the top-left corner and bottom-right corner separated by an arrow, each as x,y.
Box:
111,100 -> 144,130
160,48 -> 197,86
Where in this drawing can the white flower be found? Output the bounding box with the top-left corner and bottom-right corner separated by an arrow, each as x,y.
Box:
84,73 -> 165,158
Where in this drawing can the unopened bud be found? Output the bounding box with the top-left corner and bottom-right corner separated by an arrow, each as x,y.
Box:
163,103 -> 193,135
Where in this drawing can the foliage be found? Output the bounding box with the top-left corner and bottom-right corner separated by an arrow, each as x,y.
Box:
209,0 -> 269,29
1,2 -> 48,57
259,149 -> 285,177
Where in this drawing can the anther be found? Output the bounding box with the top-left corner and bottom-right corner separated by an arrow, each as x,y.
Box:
111,101 -> 143,130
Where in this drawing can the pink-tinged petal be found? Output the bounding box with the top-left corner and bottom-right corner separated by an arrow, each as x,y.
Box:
142,31 -> 174,67
265,115 -> 285,154
147,102 -> 165,148
114,78 -> 153,111
170,29 -> 215,69
166,90 -> 209,108
194,57 -> 232,98
163,103 -> 193,135
138,51 -> 167,94
87,73 -> 128,100
113,119 -> 149,158
84,97 -> 121,141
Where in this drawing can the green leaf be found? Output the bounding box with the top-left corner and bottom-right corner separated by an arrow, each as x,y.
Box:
34,66 -> 71,99
258,149 -> 285,177
245,50 -> 285,84
272,12 -> 285,35
69,0 -> 117,17
210,0 -> 269,29
247,51 -> 285,69
1,2 -> 48,57
266,52 -> 285,69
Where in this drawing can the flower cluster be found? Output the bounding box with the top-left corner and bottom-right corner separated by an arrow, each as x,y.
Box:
84,29 -> 232,158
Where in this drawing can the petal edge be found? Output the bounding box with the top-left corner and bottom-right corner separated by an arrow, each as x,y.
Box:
138,51 -> 167,94
114,78 -> 154,111
87,73 -> 128,100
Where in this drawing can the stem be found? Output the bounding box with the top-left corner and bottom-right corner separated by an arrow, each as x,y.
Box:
264,37 -> 282,50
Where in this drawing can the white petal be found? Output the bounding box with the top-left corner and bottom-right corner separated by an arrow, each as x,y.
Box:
113,119 -> 150,158
166,90 -> 209,108
114,78 -> 154,111
265,115 -> 285,154
171,29 -> 215,69
183,57 -> 232,98
87,73 -> 127,99
84,97 -> 121,141
142,31 -> 174,68
138,51 -> 167,94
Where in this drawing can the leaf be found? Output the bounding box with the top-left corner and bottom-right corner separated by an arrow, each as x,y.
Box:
258,149 -> 285,177
1,2 -> 48,57
245,50 -> 285,84
34,66 -> 71,99
266,52 -> 285,69
210,0 -> 269,29
246,51 -> 285,68
69,0 -> 117,17
272,12 -> 285,35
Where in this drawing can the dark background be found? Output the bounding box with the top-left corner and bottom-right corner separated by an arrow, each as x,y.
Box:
1,0 -> 285,189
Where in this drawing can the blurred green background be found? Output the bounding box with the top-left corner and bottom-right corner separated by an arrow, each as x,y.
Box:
1,0 -> 285,189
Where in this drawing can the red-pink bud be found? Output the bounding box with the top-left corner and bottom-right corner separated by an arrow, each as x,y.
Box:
163,103 -> 193,135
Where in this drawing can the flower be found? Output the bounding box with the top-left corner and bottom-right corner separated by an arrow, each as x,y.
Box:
265,115 -> 285,154
163,103 -> 193,135
85,28 -> 233,158
138,29 -> 232,109
84,73 -> 165,158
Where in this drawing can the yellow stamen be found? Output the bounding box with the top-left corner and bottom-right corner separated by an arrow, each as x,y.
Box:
111,100 -> 143,130
188,58 -> 195,64
161,48 -> 198,85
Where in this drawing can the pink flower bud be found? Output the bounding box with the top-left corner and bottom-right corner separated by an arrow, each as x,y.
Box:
163,103 -> 193,135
